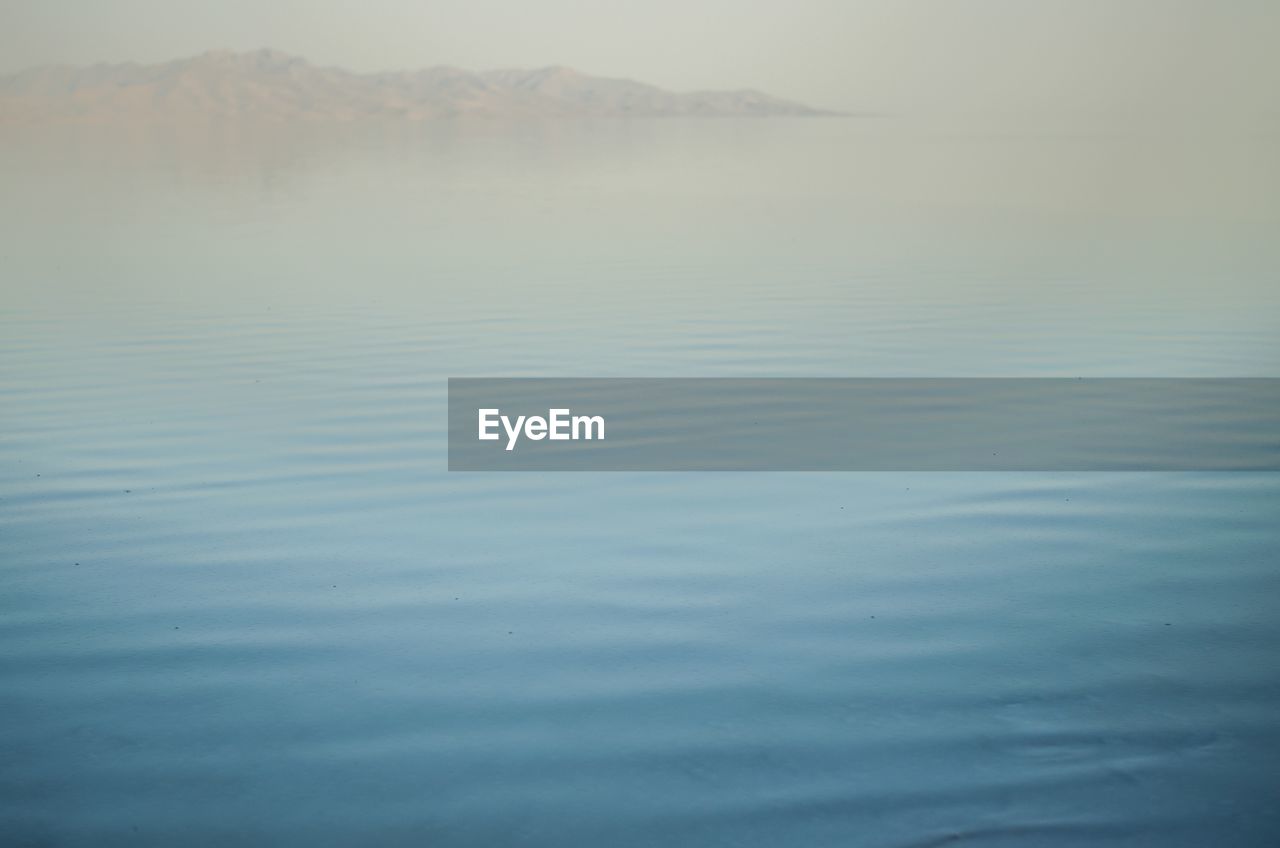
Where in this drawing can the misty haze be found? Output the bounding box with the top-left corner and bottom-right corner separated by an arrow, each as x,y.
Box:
2,2 -> 1279,847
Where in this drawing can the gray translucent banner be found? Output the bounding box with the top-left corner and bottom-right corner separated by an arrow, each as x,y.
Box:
447,379 -> 1280,471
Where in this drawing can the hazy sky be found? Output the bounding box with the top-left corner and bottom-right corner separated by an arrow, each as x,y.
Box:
2,0 -> 1277,113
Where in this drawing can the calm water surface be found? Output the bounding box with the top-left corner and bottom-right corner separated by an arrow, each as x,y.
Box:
2,119 -> 1279,846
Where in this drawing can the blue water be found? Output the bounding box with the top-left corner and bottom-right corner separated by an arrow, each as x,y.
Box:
2,119 -> 1279,846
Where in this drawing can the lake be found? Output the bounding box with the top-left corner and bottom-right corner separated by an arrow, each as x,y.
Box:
1,117 -> 1278,846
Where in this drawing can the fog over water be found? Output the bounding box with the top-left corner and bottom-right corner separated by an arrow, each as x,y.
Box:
1,113 -> 1279,845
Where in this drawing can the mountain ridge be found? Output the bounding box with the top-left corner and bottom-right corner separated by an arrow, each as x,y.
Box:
0,49 -> 833,123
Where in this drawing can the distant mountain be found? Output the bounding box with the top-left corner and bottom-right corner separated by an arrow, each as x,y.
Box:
0,49 -> 831,123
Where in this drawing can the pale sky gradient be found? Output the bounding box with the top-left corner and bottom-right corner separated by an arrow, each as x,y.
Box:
2,0 -> 1277,114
